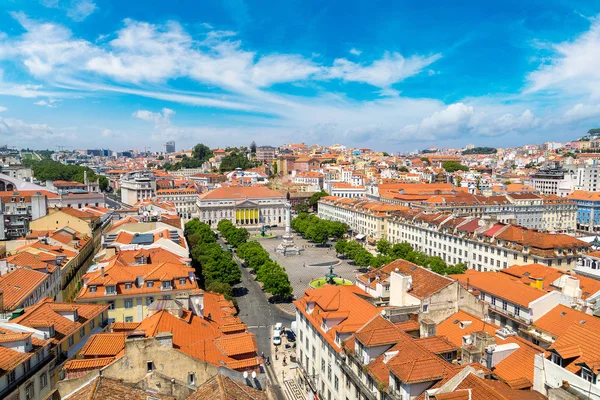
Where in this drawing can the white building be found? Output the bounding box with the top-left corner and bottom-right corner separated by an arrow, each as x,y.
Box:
120,171 -> 157,205
196,186 -> 288,228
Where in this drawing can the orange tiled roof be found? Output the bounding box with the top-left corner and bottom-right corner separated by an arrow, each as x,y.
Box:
79,332 -> 126,358
11,298 -> 108,346
199,186 -> 284,200
0,268 -> 49,310
549,323 -> 600,374
451,270 -> 548,307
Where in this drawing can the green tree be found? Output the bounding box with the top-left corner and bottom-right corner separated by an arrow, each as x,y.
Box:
206,281 -> 233,297
376,239 -> 392,256
354,249 -> 373,267
334,239 -> 348,257
294,200 -> 310,213
309,190 -> 329,209
344,241 -> 363,260
389,242 -> 413,260
442,161 -> 469,172
192,143 -> 213,162
306,222 -> 328,245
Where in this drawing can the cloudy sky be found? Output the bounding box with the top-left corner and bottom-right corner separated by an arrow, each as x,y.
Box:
1,0 -> 600,152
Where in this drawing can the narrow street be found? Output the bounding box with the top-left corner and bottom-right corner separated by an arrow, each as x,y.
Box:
218,238 -> 295,400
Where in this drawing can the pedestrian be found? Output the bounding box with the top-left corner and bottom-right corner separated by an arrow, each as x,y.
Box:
261,351 -> 265,359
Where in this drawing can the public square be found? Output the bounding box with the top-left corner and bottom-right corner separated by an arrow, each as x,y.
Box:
252,228 -> 362,314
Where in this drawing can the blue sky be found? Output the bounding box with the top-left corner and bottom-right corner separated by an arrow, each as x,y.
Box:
1,0 -> 600,152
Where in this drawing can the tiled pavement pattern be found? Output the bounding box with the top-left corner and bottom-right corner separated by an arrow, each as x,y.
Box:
255,230 -> 361,315
283,379 -> 304,400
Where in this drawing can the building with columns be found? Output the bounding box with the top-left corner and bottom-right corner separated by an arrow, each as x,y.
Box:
196,186 -> 289,228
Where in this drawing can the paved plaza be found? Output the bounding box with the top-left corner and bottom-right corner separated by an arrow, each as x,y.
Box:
254,228 -> 362,314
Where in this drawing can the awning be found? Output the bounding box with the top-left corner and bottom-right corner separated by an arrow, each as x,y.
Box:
355,234 -> 366,240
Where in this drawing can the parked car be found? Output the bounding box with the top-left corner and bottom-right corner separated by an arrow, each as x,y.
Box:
273,330 -> 282,346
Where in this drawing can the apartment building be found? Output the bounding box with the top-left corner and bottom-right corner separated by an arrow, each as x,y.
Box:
294,285 -> 381,400
0,190 -> 49,240
452,270 -> 570,334
9,298 -> 109,388
529,162 -> 576,197
0,325 -> 54,400
255,145 -> 277,161
120,171 -> 157,205
75,257 -> 198,324
356,259 -> 486,325
568,190 -> 600,232
156,187 -> 198,217
0,268 -> 51,312
319,196 -> 589,271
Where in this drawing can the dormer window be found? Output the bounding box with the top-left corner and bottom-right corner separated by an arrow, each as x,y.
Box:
106,285 -> 116,294
89,286 -> 97,293
162,281 -> 172,290
179,278 -> 186,285
125,282 -> 132,290
581,367 -> 596,383
551,353 -> 562,367
147,281 -> 154,288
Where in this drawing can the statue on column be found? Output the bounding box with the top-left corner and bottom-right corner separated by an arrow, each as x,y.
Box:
276,203 -> 301,255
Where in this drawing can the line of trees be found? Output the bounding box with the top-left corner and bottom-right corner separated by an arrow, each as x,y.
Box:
442,161 -> 469,172
217,220 -> 250,248
237,241 -> 293,299
291,213 -> 348,245
185,220 -> 241,301
335,238 -> 467,275
218,219 -> 293,299
462,147 -> 497,155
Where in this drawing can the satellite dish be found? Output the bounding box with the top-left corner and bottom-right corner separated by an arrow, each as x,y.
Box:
243,371 -> 248,379
251,371 -> 257,379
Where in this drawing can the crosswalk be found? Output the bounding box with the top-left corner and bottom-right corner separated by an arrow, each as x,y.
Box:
283,379 -> 304,400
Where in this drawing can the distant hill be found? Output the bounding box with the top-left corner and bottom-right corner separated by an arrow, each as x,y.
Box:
462,147 -> 497,155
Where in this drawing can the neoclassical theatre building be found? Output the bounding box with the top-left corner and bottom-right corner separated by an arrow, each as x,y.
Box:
196,186 -> 289,227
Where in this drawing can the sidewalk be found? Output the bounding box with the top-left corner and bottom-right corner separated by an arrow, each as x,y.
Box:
269,328 -> 307,400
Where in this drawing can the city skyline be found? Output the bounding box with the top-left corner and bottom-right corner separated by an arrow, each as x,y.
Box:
1,0 -> 600,151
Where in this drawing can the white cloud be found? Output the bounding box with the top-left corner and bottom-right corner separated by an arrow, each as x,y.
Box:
0,106 -> 6,112
66,0 -> 97,21
102,128 -> 116,137
349,48 -> 362,56
34,98 -> 61,108
325,52 -> 442,88
0,116 -> 63,141
250,54 -> 321,87
564,103 -> 600,122
526,16 -> 600,98
133,107 -> 175,126
40,0 -> 97,21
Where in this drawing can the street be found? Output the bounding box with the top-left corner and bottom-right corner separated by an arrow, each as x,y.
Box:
218,238 -> 295,400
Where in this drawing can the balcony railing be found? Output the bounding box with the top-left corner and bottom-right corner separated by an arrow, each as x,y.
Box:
341,355 -> 378,400
488,303 -> 531,325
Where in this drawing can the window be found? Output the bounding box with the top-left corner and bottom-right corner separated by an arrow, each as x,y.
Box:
491,297 -> 496,306
422,304 -> 429,313
125,282 -> 132,290
124,299 -> 133,308
106,285 -> 116,294
40,372 -> 48,389
581,368 -> 595,383
147,361 -> 154,372
502,301 -> 508,311
146,296 -> 155,306
188,373 -> 196,385
90,319 -> 95,330
108,301 -> 115,310
89,286 -> 97,293
179,278 -> 186,285
147,281 -> 154,288
125,316 -> 134,322
80,326 -> 86,338
25,383 -> 34,400
68,335 -> 74,347
25,358 -> 31,372
334,375 -> 339,391
551,353 -> 562,367
321,359 -> 325,372
162,281 -> 172,290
